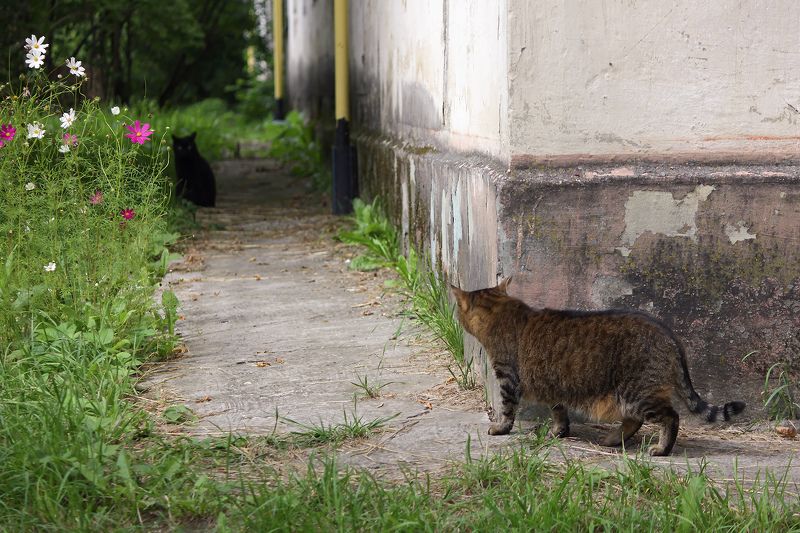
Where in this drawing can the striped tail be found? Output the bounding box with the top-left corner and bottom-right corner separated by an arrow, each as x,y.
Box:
673,335 -> 746,422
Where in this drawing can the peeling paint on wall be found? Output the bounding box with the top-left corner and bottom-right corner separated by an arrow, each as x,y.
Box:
591,275 -> 633,307
441,188 -> 451,271
725,221 -> 757,244
401,174 -> 410,250
621,185 -> 715,246
453,177 -> 463,268
430,187 -> 438,269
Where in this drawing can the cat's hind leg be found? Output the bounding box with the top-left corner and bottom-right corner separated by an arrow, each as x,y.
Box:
549,404 -> 570,438
599,417 -> 643,447
642,403 -> 679,456
489,363 -> 521,435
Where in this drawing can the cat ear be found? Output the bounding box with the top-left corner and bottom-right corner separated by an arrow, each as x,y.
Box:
189,132 -> 197,140
450,284 -> 469,309
497,276 -> 513,294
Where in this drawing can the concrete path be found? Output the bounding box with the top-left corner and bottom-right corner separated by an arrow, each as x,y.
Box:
143,159 -> 800,482
143,159 -> 501,476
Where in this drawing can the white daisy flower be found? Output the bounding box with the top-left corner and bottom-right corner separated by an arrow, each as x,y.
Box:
25,50 -> 44,69
111,106 -> 120,116
24,35 -> 48,54
25,182 -> 35,191
65,57 -> 85,77
60,108 -> 76,129
26,122 -> 45,139
44,262 -> 56,272
59,144 -> 70,153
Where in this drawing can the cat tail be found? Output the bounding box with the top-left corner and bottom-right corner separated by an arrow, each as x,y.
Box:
673,337 -> 746,422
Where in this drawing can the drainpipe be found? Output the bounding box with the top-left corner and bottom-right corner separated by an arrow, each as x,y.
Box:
272,0 -> 286,120
332,0 -> 358,214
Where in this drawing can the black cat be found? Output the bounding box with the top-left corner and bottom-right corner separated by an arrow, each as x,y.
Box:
172,133 -> 216,207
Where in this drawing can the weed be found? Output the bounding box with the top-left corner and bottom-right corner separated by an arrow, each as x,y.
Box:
743,351 -> 799,420
338,197 -> 476,389
337,197 -> 399,270
763,361 -> 799,420
163,404 -> 198,425
282,410 -> 397,447
351,372 -> 395,399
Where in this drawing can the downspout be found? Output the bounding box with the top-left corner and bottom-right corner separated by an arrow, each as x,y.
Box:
332,0 -> 358,214
272,0 -> 286,120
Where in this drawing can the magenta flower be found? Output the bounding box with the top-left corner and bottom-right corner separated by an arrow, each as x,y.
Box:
120,208 -> 135,220
0,124 -> 16,148
89,190 -> 103,205
62,133 -> 78,147
125,120 -> 154,145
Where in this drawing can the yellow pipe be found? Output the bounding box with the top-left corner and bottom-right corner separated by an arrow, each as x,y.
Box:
273,0 -> 284,101
334,0 -> 349,120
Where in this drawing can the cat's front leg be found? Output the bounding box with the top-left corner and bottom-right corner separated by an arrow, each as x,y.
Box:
489,363 -> 521,435
549,404 -> 570,438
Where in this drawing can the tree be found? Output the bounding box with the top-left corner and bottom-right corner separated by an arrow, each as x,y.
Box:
0,0 -> 255,106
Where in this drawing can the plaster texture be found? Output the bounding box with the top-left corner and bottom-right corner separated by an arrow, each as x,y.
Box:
286,0 -> 334,121
509,1 -> 800,161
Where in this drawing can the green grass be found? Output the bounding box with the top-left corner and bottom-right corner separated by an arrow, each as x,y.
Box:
743,351 -> 800,420
282,411 -> 397,448
223,446 -> 800,532
0,63 -> 220,529
338,198 -> 475,389
763,361 -> 800,420
351,372 -> 395,399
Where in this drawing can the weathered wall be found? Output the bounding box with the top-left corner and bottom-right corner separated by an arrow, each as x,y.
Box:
508,0 -> 800,162
497,164 -> 800,409
350,0 -> 509,159
285,0 -> 334,121
355,135 -> 505,410
285,0 -> 800,418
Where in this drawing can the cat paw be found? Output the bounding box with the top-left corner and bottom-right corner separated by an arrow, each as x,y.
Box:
549,426 -> 570,439
648,445 -> 669,457
488,423 -> 512,436
600,434 -> 623,447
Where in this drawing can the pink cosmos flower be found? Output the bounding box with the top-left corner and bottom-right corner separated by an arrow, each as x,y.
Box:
62,133 -> 78,147
0,124 -> 16,148
1,124 -> 16,141
89,190 -> 103,205
125,120 -> 154,145
120,208 -> 136,220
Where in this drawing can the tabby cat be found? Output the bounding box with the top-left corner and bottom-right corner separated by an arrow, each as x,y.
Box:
451,277 -> 745,456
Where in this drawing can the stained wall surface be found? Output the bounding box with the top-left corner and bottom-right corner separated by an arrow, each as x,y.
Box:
508,1 -> 800,163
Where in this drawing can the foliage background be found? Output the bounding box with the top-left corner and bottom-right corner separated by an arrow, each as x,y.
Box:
0,0 -> 269,110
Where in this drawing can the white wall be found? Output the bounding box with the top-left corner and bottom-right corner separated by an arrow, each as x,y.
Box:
349,0 -> 509,160
509,0 -> 800,160
445,0 -> 509,158
286,0 -> 334,119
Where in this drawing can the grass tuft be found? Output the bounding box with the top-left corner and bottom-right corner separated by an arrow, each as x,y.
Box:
339,197 -> 476,389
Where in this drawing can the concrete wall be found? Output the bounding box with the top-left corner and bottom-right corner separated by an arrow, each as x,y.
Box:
348,0 -> 509,159
286,0 -> 334,121
498,164 -> 800,408
508,0 -> 800,163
